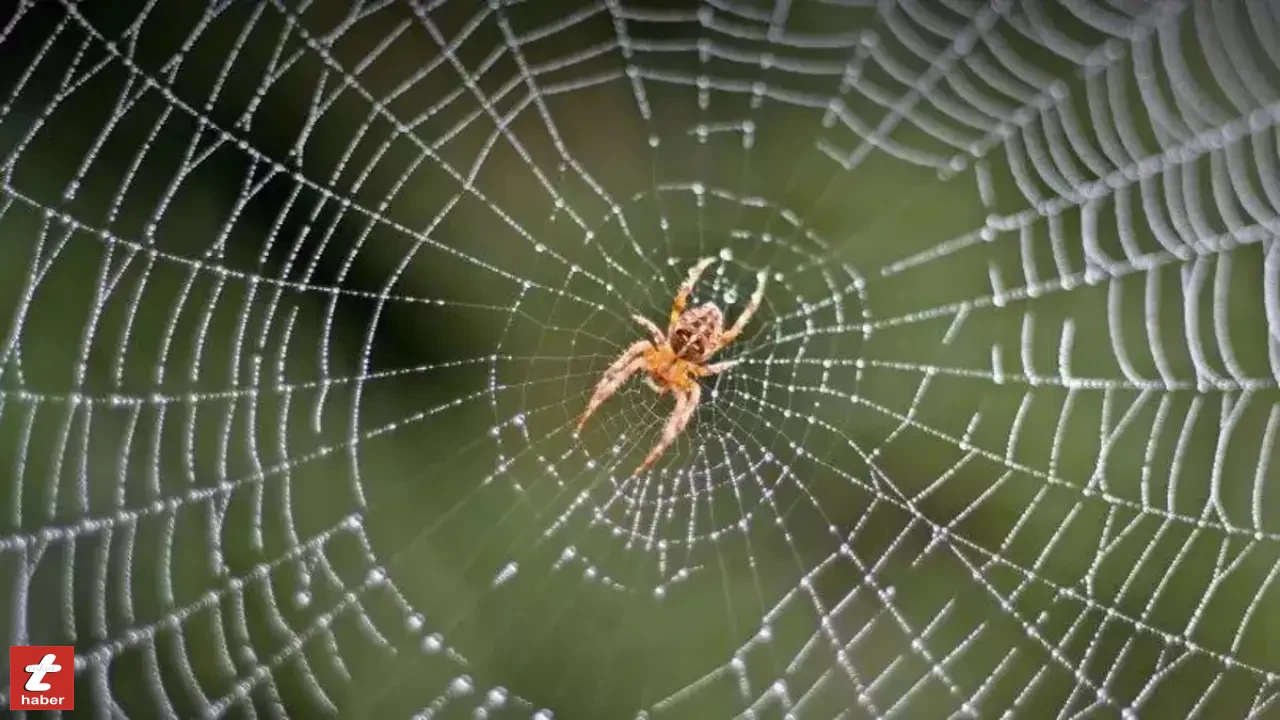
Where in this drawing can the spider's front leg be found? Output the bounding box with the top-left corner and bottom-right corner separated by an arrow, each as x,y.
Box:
576,340 -> 650,435
697,359 -> 741,377
635,382 -> 701,473
632,314 -> 665,346
669,256 -> 719,330
717,268 -> 769,349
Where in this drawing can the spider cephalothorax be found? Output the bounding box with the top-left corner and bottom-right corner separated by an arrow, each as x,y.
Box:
575,256 -> 767,473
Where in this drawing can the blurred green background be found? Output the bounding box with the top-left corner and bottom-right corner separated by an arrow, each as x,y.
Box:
1,1 -> 1278,718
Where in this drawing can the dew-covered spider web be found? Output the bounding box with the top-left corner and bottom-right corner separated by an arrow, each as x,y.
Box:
1,0 -> 1279,717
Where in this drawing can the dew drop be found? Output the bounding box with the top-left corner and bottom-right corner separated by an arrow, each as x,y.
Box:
488,687 -> 508,706
422,633 -> 444,653
451,675 -> 474,695
492,561 -> 519,587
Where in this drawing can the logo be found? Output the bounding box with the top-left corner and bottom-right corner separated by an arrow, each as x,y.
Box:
8,646 -> 74,711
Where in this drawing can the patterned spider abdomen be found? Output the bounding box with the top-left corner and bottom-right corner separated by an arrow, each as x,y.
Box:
670,303 -> 724,361
670,328 -> 701,357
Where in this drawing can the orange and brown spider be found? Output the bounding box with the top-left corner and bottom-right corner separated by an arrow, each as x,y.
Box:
575,256 -> 767,473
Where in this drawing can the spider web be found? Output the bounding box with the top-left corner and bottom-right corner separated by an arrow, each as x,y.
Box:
1,0 -> 1278,717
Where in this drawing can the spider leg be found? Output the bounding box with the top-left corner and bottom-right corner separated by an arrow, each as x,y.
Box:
632,314 -> 665,345
697,359 -> 741,376
635,382 -> 701,473
669,256 -> 719,331
644,376 -> 667,395
576,340 -> 650,435
717,268 -> 768,349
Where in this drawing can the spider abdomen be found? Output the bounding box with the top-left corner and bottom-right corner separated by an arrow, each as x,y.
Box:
670,303 -> 724,360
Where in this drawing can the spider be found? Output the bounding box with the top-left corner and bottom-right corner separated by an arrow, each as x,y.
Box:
576,256 -> 767,473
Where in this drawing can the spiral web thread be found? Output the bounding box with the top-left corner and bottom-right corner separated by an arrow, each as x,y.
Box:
1,0 -> 1279,717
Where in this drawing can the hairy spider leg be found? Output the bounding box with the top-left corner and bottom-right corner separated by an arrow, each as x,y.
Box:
632,314 -> 665,345
696,359 -> 741,376
636,382 -> 701,473
576,340 -> 650,434
630,315 -> 671,395
669,256 -> 719,331
715,269 -> 769,350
